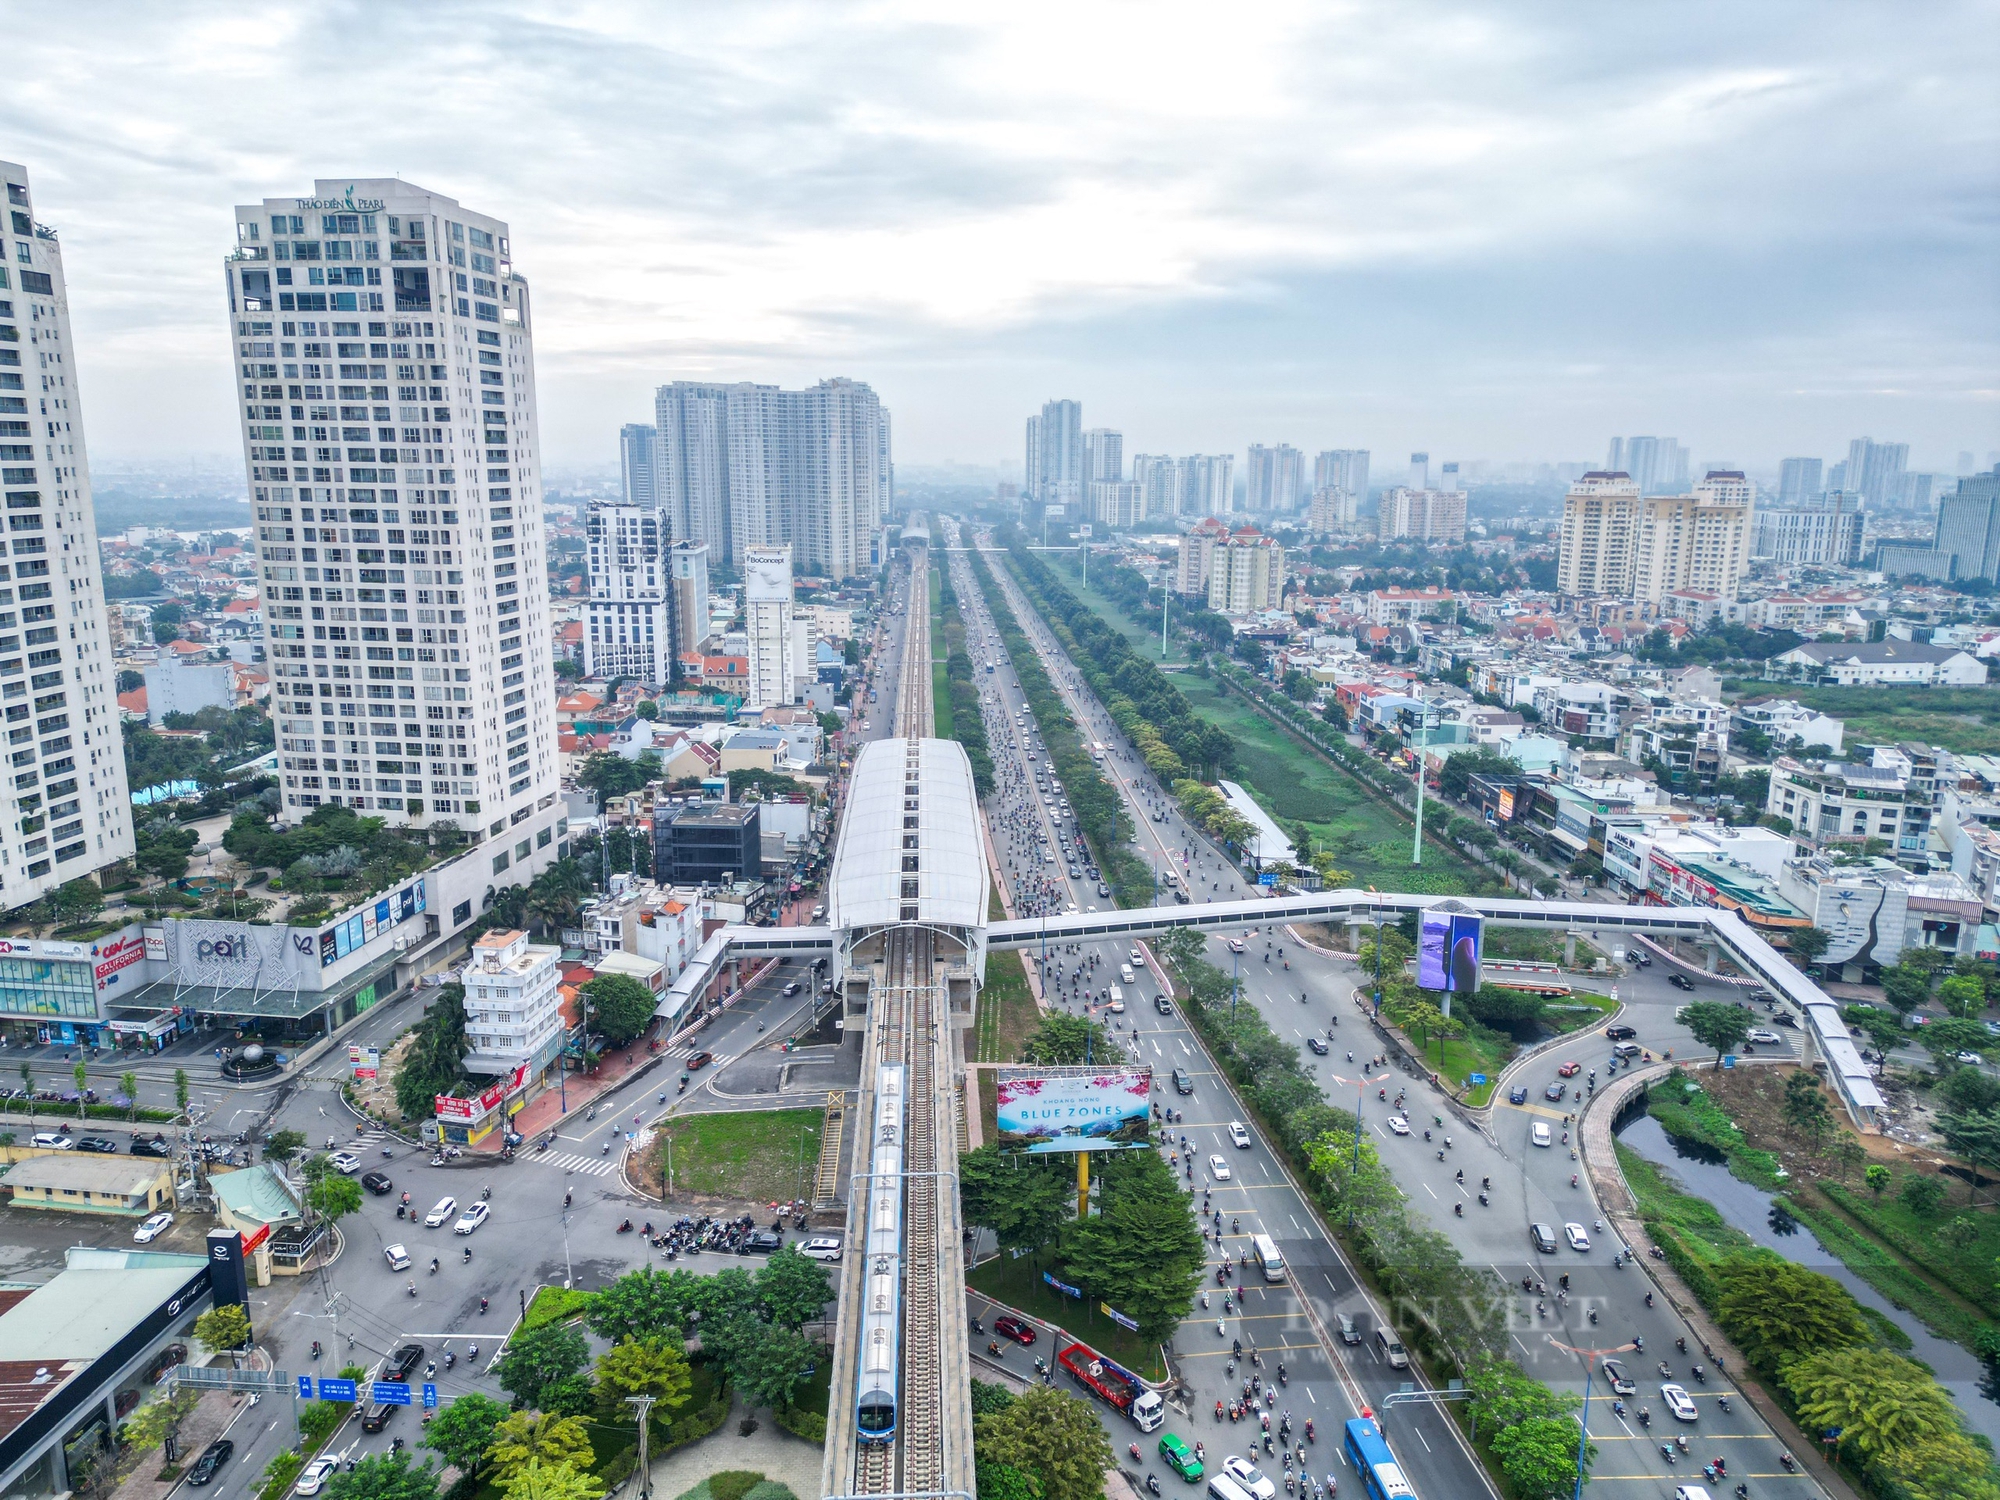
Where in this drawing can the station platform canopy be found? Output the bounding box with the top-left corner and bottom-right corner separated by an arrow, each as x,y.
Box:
827,738 -> 989,961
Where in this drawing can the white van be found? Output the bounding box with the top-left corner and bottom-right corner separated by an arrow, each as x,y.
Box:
1374,1328 -> 1409,1369
1252,1233 -> 1286,1283
1208,1476 -> 1258,1500
1120,964 -> 1136,984
1532,1121 -> 1552,1148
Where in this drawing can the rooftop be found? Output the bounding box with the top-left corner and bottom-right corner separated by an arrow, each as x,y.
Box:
3,1155 -> 171,1196
828,737 -> 988,933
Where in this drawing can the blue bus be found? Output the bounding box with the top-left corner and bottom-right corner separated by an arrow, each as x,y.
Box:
1343,1417 -> 1416,1500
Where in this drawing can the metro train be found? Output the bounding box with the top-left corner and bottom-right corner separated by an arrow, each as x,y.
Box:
855,1064 -> 907,1443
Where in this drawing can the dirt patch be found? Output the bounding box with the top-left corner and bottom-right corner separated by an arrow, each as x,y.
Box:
350,1030 -> 419,1125
1698,1063 -> 1945,1174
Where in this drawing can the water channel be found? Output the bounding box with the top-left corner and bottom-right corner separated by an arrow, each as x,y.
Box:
1615,1110 -> 2000,1448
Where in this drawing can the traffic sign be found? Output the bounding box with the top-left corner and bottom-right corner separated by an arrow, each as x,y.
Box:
371,1381 -> 413,1406
297,1376 -> 314,1400
1468,1073 -> 1487,1086
422,1383 -> 438,1410
316,1378 -> 358,1402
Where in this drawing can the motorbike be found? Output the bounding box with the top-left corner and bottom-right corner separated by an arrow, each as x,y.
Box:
1717,1395 -> 1732,1413
1692,1365 -> 1706,1383
1660,1445 -> 1677,1466
480,1186 -> 491,1201
617,1220 -> 634,1234
1779,1452 -> 1796,1472
1637,1408 -> 1651,1428
1146,1479 -> 1161,1497
479,1297 -> 489,1314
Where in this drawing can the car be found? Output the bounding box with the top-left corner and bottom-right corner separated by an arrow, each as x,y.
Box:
1208,1154 -> 1231,1180
1530,1223 -> 1558,1254
1532,1121 -> 1552,1148
1544,1081 -> 1566,1102
993,1315 -> 1037,1346
1557,1061 -> 1581,1078
30,1132 -> 72,1150
146,1343 -> 188,1383
1746,1028 -> 1784,1046
423,1197 -> 458,1228
1773,1011 -> 1798,1028
1660,1383 -> 1699,1422
1155,995 -> 1173,1016
801,1237 -> 842,1262
1336,1313 -> 1362,1344
1228,1121 -> 1251,1149
453,1202 -> 490,1235
1108,997 -> 1125,1014
1227,938 -> 1246,954
133,1211 -> 175,1244
1158,1433 -> 1203,1481
1669,973 -> 1696,992
330,1151 -> 362,1174
295,1457 -> 341,1496
1222,1457 -> 1276,1500
1564,1222 -> 1591,1251
1508,1085 -> 1529,1106
1307,1036 -> 1329,1055
859,721 -> 870,730
361,1171 -> 394,1195
76,1136 -> 118,1154
1601,1358 -> 1636,1396
186,1440 -> 233,1487
1959,1050 -> 1986,1066
1066,866 -> 1081,879
1605,1024 -> 1637,1041
1172,1067 -> 1194,1094
685,1050 -> 714,1070
781,981 -> 801,997
1387,1115 -> 1411,1135
743,1229 -> 784,1253
1625,950 -> 1651,966
1129,948 -> 1145,965
1097,883 -> 1111,897
390,1343 -> 425,1380
384,1244 -> 411,1271
130,1133 -> 172,1157
1613,1041 -> 1643,1059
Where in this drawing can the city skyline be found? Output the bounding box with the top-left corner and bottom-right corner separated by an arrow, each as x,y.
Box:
0,2 -> 1992,474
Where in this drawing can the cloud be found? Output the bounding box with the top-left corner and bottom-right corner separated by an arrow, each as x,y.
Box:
1,0 -> 1994,470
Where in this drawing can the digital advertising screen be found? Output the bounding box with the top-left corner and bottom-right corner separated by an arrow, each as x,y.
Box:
995,1069 -> 1153,1154
1417,909 -> 1483,993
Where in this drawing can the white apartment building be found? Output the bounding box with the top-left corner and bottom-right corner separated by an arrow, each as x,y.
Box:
1314,449 -> 1369,499
1208,528 -> 1285,614
0,162 -> 135,899
228,179 -> 563,856
1131,454 -> 1181,518
582,504 -> 669,684
1246,444 -> 1305,513
1175,518 -> 1226,596
1378,487 -> 1467,544
744,543 -> 795,709
1178,454 -> 1234,517
1089,480 -> 1143,529
1307,486 -> 1358,536
1630,473 -> 1754,603
1025,399 -> 1083,511
1751,491 -> 1864,567
1557,472 -> 1644,596
460,927 -> 564,1081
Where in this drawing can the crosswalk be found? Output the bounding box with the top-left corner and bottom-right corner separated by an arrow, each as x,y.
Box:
523,1149 -> 623,1178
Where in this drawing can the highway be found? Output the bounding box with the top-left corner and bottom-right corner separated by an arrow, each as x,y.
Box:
954,522 -> 1824,1500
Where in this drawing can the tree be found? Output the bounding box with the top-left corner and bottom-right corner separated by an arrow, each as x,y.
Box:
174,1067 -> 190,1116
754,1246 -> 835,1330
591,1337 -> 693,1421
72,1059 -> 88,1118
266,1128 -> 307,1164
973,1386 -> 1114,1500
193,1304 -> 252,1358
1713,1256 -> 1869,1369
975,1463 -> 1041,1500
118,1070 -> 140,1120
1901,1173 -> 1947,1216
1789,926 -> 1832,966
120,1388 -> 201,1459
1940,975 -> 1987,1019
587,1266 -> 705,1344
1865,1162 -> 1892,1196
1152,926 -> 1204,976
579,974 -> 656,1048
1018,1013 -> 1115,1066
708,1322 -> 819,1411
1924,1019 -> 1992,1074
47,878 -> 104,928
1843,1004 -> 1905,1054
1054,1149 -> 1206,1346
323,1449 -> 440,1500
1936,1108 -> 2000,1202
1782,1071 -> 1834,1152
422,1391 -> 508,1478
485,1411 -> 593,1484
1491,1416 -> 1591,1500
574,753 -> 652,811
396,985 -> 470,1121
959,1147 -> 1073,1257
492,1324 -> 592,1415
553,658 -> 584,682
500,1461 -> 603,1500
308,1171 -> 364,1225
1784,1347 -> 1964,1461
1679,1001 -> 1753,1068
1464,1355 -> 1573,1430
1882,965 -> 1932,1014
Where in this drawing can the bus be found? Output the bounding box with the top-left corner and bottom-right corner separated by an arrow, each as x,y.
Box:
1343,1417 -> 1416,1500
1252,1233 -> 1285,1283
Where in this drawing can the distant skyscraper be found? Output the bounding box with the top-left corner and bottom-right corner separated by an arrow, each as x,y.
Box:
1606,436 -> 1690,496
619,422 -> 657,510
743,544 -> 795,709
1879,473 -> 2000,583
1314,449 -> 1369,500
1440,461 -> 1461,493
1845,437 -> 1909,508
1246,444 -> 1305,513
1177,455 -> 1234,518
583,504 -> 670,684
656,382 -> 733,559
1777,457 -> 1822,506
1307,487 -> 1358,535
1088,481 -> 1143,529
1960,451 -> 1977,475
1132,454 -> 1182,518
1025,399 -> 1083,510
231,175 -> 561,839
0,161 -> 135,899
1753,491 -> 1864,567
1379,488 -> 1466,544
1557,472 -> 1645,597
1408,452 -> 1430,490
1083,428 -> 1123,488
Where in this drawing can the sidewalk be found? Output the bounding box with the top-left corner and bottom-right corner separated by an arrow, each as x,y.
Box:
485,1040 -> 669,1151
107,1389 -> 252,1500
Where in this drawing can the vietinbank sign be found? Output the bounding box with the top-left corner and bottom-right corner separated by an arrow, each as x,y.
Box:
297,186 -> 383,212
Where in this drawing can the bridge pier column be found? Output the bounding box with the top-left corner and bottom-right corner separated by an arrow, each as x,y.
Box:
1700,943 -> 1719,974
1563,930 -> 1578,968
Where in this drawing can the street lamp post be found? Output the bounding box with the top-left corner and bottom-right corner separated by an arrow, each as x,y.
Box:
1545,1335 -> 1636,1500
1350,1069 -> 1390,1227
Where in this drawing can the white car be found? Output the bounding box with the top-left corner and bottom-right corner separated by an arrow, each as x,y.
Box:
1564,1222 -> 1591,1252
30,1132 -> 73,1150
329,1151 -> 362,1174
1745,1028 -> 1784,1046
453,1202 -> 490,1235
801,1237 -> 843,1263
1228,1121 -> 1252,1149
1129,948 -> 1144,965
1107,997 -> 1125,1014
1222,1456 -> 1276,1500
1386,1116 -> 1411,1136
294,1457 -> 341,1496
1227,938 -> 1247,954
1660,1383 -> 1699,1422
1208,1154 -> 1231,1180
423,1197 -> 458,1228
133,1211 -> 175,1244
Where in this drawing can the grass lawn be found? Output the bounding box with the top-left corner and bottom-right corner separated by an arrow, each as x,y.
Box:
1407,1030 -> 1512,1106
642,1108 -> 823,1205
522,1285 -> 592,1330
1547,989 -> 1619,1034
974,949 -> 1043,1064
966,1250 -> 1168,1380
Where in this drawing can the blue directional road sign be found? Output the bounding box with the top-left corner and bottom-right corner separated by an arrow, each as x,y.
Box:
297,1376 -> 314,1400
1258,871 -> 1278,887
1468,1073 -> 1487,1086
371,1381 -> 413,1406
423,1384 -> 438,1410
317,1378 -> 358,1402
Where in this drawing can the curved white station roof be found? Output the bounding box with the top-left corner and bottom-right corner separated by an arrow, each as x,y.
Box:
828,737 -> 989,934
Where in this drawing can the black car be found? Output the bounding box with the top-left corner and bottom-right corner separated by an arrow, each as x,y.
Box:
187,1440 -> 233,1487
1604,1024 -> 1637,1041
741,1229 -> 784,1254
130,1133 -> 172,1158
1306,1036 -> 1329,1055
1668,973 -> 1696,992
1773,1010 -> 1798,1028
1172,1067 -> 1194,1095
389,1343 -> 425,1381
1509,1085 -> 1529,1105
75,1137 -> 118,1154
1544,1081 -> 1566,1102
361,1171 -> 393,1195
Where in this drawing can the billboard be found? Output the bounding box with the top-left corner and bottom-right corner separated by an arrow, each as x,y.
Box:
995,1069 -> 1152,1154
1496,788 -> 1516,821
1418,909 -> 1483,993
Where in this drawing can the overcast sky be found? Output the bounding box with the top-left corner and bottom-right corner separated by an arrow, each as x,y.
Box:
6,1 -> 1996,476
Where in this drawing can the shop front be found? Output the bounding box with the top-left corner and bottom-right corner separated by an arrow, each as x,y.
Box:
0,940 -> 107,1050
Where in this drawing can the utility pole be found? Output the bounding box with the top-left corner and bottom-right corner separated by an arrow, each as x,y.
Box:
626,1395 -> 657,1500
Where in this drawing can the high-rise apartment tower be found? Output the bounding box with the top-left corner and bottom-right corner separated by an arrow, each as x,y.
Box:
582,504 -> 669,684
619,422 -> 656,509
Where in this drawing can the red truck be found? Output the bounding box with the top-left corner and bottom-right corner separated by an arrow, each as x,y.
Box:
1057,1341 -> 1164,1431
